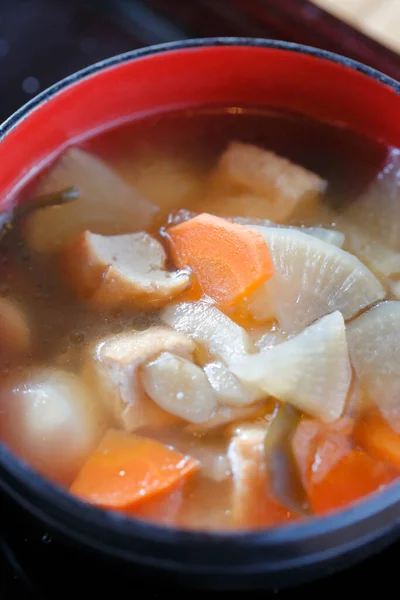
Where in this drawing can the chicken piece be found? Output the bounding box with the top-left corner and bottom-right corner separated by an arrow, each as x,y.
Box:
213,142 -> 327,222
141,352 -> 217,424
24,147 -> 158,253
0,297 -> 30,360
0,368 -> 108,485
64,231 -> 191,309
83,327 -> 195,431
228,422 -> 293,528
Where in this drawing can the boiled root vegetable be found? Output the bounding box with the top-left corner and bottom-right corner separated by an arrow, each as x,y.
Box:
245,226 -> 384,333
307,449 -> 397,515
0,368 -> 108,485
24,148 -> 157,253
354,411 -> 400,471
167,213 -> 274,306
0,297 -> 30,359
70,429 -> 199,509
231,312 -> 351,423
347,301 -> 400,432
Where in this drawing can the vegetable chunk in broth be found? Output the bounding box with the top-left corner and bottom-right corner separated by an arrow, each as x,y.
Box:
1,106 -> 400,532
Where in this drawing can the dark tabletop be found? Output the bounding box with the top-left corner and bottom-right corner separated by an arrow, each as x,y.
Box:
0,1 -> 399,596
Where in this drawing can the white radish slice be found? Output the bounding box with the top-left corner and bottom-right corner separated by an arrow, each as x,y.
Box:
141,351 -> 217,424
231,311 -> 351,423
24,148 -> 158,253
161,301 -> 254,366
233,218 -> 345,248
0,368 -> 107,485
347,301 -> 400,432
245,227 -> 384,333
204,361 -> 265,407
250,323 -> 287,351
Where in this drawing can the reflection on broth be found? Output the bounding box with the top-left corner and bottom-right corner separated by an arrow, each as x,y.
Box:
0,107 -> 400,531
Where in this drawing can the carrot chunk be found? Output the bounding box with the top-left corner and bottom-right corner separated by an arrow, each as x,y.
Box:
70,429 -> 198,509
167,213 -> 274,306
308,449 -> 397,515
354,411 -> 400,471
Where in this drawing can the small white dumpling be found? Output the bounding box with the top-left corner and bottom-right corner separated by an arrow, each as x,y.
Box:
0,368 -> 107,485
141,351 -> 218,423
231,311 -> 351,423
347,301 -> 400,432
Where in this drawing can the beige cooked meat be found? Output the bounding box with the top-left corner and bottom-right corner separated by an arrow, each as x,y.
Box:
227,422 -> 269,527
63,231 -> 191,309
0,297 -> 30,359
141,351 -> 218,423
83,326 -> 195,431
213,142 -> 327,222
24,147 -> 158,253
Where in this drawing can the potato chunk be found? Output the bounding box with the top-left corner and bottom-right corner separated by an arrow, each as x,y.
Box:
0,368 -> 107,485
214,142 -> 327,222
83,327 -> 195,431
64,231 -> 191,309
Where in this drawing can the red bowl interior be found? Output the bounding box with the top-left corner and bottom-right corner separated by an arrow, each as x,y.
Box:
0,42 -> 400,209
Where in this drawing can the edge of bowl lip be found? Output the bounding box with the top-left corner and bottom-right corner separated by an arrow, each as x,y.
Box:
1,36 -> 400,551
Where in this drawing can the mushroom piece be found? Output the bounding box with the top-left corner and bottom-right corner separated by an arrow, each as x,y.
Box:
0,297 -> 30,360
141,352 -> 218,424
24,147 -> 158,253
231,311 -> 352,423
161,301 -> 255,366
63,231 -> 191,309
0,368 -> 108,485
347,301 -> 400,432
83,327 -> 195,431
212,141 -> 327,222
243,227 -> 384,334
203,361 -> 265,407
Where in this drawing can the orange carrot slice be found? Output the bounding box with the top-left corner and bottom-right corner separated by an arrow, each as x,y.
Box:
308,449 -> 397,515
167,213 -> 274,306
354,411 -> 400,471
70,430 -> 198,510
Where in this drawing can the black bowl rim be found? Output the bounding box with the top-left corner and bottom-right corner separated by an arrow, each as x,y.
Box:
1,37 -> 400,551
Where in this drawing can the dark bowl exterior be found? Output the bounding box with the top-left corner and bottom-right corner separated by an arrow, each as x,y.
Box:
1,38 -> 400,590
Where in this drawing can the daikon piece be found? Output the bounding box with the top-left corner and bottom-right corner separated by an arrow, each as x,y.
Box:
231,311 -> 351,423
25,148 -> 158,252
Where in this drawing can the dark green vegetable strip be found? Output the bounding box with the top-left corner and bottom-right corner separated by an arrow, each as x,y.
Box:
264,403 -> 311,516
0,187 -> 80,242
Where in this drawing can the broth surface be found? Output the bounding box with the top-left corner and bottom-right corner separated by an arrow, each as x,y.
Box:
0,107 -> 399,530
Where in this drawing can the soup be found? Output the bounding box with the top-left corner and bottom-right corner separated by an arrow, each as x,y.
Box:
0,107 -> 399,531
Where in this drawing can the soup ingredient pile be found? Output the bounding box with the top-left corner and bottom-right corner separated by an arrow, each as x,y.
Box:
1,128 -> 400,532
